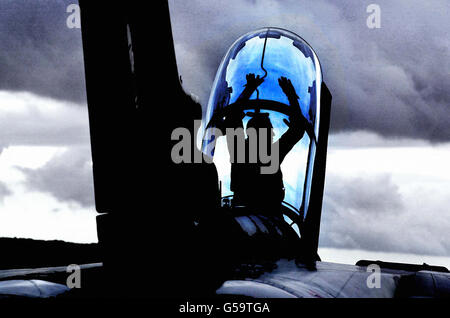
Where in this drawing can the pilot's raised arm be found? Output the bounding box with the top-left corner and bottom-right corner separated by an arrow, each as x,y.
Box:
277,77 -> 308,163
236,73 -> 264,102
224,73 -> 264,159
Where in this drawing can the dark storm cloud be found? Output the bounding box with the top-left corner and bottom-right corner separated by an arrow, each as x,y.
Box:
18,146 -> 95,207
0,91 -> 90,150
324,173 -> 403,215
169,0 -> 450,141
0,182 -> 12,203
0,0 -> 85,103
319,171 -> 450,256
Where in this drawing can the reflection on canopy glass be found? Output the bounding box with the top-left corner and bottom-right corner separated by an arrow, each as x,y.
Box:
201,28 -> 322,222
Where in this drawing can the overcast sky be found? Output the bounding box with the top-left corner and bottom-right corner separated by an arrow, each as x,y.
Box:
168,0 -> 450,262
169,0 -> 450,142
0,0 -> 96,243
0,1 -> 449,266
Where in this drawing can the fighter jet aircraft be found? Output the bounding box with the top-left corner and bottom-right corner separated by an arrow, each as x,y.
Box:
1,1 -> 449,300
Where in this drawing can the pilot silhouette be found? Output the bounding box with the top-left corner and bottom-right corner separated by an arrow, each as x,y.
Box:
223,73 -> 309,216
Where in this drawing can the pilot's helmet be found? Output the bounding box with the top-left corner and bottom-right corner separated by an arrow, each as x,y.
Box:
201,28 -> 330,233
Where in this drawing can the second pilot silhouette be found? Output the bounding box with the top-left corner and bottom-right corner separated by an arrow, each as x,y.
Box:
223,73 -> 309,216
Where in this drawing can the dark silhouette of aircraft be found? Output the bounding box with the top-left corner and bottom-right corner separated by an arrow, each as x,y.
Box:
1,1 -> 449,301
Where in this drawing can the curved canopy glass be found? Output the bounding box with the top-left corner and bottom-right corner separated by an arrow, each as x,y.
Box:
201,28 -> 322,223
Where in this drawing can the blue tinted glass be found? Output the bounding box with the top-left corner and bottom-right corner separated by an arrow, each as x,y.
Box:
202,28 -> 322,218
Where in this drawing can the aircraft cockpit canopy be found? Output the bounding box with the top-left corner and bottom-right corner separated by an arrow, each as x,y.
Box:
201,28 -> 323,234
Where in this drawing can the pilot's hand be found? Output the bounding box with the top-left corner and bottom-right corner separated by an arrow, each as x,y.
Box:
245,73 -> 264,90
278,76 -> 299,100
